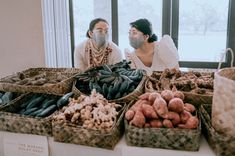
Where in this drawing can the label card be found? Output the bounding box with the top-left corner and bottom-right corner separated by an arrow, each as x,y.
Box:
3,132 -> 48,156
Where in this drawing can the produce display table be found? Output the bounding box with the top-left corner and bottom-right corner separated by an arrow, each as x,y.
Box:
0,131 -> 215,156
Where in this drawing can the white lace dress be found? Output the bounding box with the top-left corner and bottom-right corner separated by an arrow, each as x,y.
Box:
125,35 -> 179,75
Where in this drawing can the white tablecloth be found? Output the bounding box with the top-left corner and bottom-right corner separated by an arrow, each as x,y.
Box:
0,131 -> 215,156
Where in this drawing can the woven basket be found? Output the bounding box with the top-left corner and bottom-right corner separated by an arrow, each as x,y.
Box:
212,67 -> 235,137
124,120 -> 201,151
145,72 -> 213,106
0,92 -> 24,109
73,75 -> 147,104
124,101 -> 201,151
52,103 -> 127,150
0,68 -> 81,95
200,104 -> 235,156
0,93 -> 60,136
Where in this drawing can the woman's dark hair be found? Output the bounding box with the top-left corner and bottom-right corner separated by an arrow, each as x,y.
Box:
130,18 -> 157,43
86,18 -> 108,38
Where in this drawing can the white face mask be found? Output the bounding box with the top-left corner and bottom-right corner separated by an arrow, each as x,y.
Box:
129,34 -> 145,49
93,32 -> 108,48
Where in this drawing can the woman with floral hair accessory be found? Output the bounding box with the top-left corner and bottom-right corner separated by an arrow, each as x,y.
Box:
125,18 -> 179,75
74,18 -> 123,71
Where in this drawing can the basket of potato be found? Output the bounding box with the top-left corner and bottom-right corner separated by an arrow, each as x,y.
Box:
124,89 -> 201,151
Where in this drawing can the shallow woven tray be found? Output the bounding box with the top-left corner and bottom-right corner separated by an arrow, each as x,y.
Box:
0,68 -> 81,95
0,92 -> 24,109
200,104 -> 235,156
52,103 -> 127,150
0,93 -> 60,136
145,72 -> 213,106
124,101 -> 201,151
73,75 -> 147,104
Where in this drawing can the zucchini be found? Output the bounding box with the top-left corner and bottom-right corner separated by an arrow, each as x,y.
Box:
0,92 -> 3,98
1,92 -> 13,104
28,108 -> 45,117
37,104 -> 57,117
23,107 -> 39,115
26,96 -> 44,110
41,99 -> 57,108
56,92 -> 74,108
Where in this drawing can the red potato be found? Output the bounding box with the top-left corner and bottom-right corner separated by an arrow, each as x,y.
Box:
125,109 -> 135,121
167,111 -> 180,126
142,104 -> 158,119
144,123 -> 151,128
141,99 -> 152,105
148,92 -> 161,104
139,92 -> 151,100
184,103 -> 196,113
178,116 -> 199,129
168,98 -> 184,113
161,90 -> 174,103
153,97 -> 168,118
130,110 -> 146,128
172,85 -> 185,100
130,100 -> 143,112
150,119 -> 163,128
163,119 -> 174,128
180,110 -> 192,124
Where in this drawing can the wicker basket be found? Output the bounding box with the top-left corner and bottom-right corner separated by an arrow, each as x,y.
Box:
0,93 -> 61,136
0,68 -> 81,95
144,71 -> 213,106
124,101 -> 201,151
0,92 -> 24,109
200,104 -> 235,156
52,103 -> 127,150
212,67 -> 235,137
73,75 -> 147,104
124,120 -> 201,151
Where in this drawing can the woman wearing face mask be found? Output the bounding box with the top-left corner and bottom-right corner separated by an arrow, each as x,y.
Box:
74,18 -> 123,71
125,18 -> 179,75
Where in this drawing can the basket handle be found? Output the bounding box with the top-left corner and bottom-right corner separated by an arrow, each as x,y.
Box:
217,48 -> 234,70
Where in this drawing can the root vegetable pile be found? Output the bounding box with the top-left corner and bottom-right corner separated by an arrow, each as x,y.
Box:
54,89 -> 121,130
125,89 -> 199,129
146,68 -> 213,95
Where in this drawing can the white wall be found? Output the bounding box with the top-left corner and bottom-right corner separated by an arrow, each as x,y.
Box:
0,0 -> 45,78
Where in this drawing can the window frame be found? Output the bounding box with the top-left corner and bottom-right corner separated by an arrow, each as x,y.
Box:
70,0 -> 235,68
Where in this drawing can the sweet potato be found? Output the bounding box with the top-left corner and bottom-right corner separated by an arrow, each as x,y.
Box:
180,110 -> 192,124
163,119 -> 174,128
148,92 -> 161,104
153,97 -> 168,118
142,104 -> 158,119
130,110 -> 146,128
144,122 -> 151,128
161,90 -> 174,102
168,98 -> 184,113
150,119 -> 163,128
125,109 -> 135,121
184,103 -> 196,113
178,116 -> 199,129
139,92 -> 151,100
172,85 -> 185,100
167,111 -> 180,126
130,100 -> 142,112
141,99 -> 151,105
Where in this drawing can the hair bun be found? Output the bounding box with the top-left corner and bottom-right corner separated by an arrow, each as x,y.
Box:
148,34 -> 157,42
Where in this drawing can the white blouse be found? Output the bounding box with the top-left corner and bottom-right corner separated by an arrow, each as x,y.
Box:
125,35 -> 179,75
74,39 -> 123,71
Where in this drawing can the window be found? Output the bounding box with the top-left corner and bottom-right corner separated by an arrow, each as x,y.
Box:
72,0 -> 111,46
178,0 -> 229,62
70,0 -> 235,68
